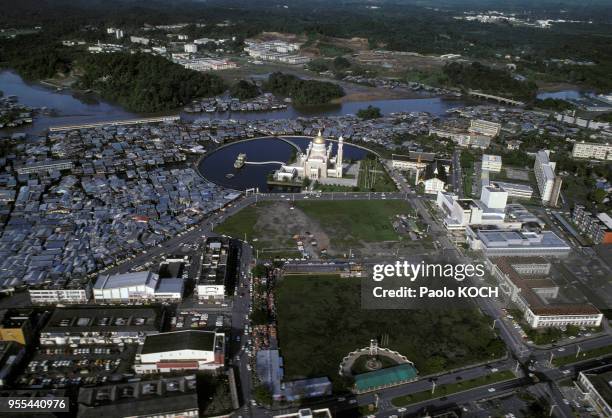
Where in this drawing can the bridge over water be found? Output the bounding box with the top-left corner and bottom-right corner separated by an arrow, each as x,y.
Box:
468,90 -> 525,107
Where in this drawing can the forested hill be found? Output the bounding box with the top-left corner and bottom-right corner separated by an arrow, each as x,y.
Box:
264,72 -> 345,106
78,53 -> 226,112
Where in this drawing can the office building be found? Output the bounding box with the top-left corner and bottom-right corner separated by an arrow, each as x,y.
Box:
572,205 -> 612,244
488,258 -> 602,328
481,154 -> 502,172
134,330 -> 225,374
466,225 -> 571,257
533,150 -> 562,207
40,306 -> 162,346
576,365 -> 612,417
436,185 -> 508,230
77,375 -> 199,418
572,141 -> 612,160
93,271 -> 183,304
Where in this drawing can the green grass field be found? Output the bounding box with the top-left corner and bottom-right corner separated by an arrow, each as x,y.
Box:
276,275 -> 505,391
294,200 -> 408,248
215,204 -> 262,241
215,200 -> 414,256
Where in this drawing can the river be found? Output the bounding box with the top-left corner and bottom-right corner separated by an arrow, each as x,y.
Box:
0,70 -> 468,135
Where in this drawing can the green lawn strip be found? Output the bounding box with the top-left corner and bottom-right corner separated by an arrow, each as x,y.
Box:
463,167 -> 473,197
391,370 -> 515,407
552,345 -> 612,367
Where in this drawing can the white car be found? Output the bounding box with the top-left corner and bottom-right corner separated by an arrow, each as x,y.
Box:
488,388 -> 496,393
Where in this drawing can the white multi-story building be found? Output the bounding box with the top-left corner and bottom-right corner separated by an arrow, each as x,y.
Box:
29,287 -> 91,305
467,226 -> 571,257
481,154 -> 502,172
576,366 -> 612,417
487,258 -> 602,329
533,150 -> 562,207
468,119 -> 501,137
134,330 -> 225,374
244,40 -> 309,65
130,36 -> 150,46
428,128 -> 491,149
436,185 -> 508,230
424,177 -> 446,194
93,272 -> 183,304
184,43 -> 198,53
571,141 -> 612,160
490,181 -> 533,199
179,58 -> 237,71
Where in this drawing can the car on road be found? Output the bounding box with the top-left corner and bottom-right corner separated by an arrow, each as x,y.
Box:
488,388 -> 496,392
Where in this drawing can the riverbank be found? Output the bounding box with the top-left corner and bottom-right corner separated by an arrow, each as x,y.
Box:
0,70 -> 472,135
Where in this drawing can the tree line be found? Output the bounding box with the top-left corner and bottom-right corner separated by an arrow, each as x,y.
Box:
263,72 -> 344,106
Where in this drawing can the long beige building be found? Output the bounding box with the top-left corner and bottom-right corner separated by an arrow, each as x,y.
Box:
571,141 -> 612,160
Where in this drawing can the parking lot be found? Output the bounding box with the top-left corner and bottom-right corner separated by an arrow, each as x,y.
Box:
170,310 -> 231,331
17,344 -> 138,389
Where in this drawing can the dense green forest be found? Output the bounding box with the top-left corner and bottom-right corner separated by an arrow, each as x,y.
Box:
229,80 -> 259,100
2,0 -> 612,99
0,34 -> 76,80
533,98 -> 576,112
264,72 -> 344,106
356,105 -> 382,120
78,53 -> 226,112
442,62 -> 538,101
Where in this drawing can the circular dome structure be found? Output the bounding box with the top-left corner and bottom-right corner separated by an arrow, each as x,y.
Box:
313,130 -> 325,144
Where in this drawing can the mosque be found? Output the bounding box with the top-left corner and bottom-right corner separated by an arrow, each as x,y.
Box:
274,131 -> 344,182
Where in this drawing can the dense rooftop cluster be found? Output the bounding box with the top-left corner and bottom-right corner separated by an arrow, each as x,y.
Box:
0,123 -> 232,289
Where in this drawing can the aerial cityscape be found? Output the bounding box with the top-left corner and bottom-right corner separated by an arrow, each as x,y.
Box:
0,0 -> 611,417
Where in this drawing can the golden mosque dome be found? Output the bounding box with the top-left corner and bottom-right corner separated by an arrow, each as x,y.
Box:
313,130 -> 325,144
